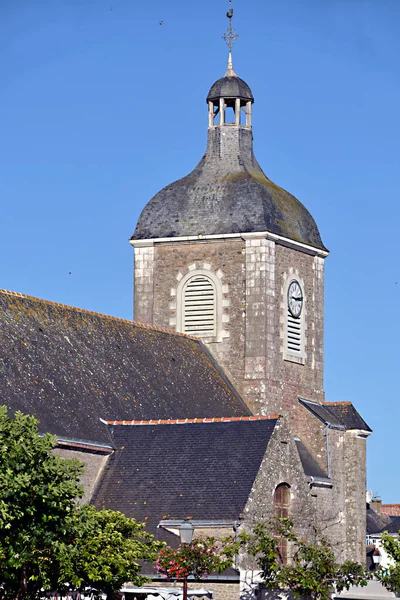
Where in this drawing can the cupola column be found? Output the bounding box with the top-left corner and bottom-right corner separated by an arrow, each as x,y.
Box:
246,101 -> 252,127
235,98 -> 241,125
219,97 -> 225,125
208,101 -> 214,127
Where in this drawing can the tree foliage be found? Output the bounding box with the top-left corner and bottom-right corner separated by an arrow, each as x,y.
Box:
156,536 -> 234,580
242,519 -> 369,600
0,407 -> 84,599
0,407 -> 163,600
376,531 -> 400,593
55,506 -> 164,600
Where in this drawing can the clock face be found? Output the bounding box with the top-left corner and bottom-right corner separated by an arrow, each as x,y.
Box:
287,280 -> 303,318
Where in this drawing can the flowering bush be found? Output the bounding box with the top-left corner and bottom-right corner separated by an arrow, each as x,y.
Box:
156,537 -> 233,580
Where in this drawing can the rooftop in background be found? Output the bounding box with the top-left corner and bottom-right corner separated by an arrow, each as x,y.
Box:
0,289 -> 250,445
366,505 -> 392,535
92,418 -> 278,533
379,515 -> 400,535
381,504 -> 400,518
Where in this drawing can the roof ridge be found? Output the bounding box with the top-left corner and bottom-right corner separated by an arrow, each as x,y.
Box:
0,288 -> 200,341
323,401 -> 352,406
105,415 -> 280,426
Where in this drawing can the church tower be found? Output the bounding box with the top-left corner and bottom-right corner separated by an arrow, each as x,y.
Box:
130,15 -> 329,448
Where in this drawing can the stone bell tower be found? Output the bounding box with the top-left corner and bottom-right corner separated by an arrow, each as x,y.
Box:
130,12 -> 373,565
130,27 -> 329,446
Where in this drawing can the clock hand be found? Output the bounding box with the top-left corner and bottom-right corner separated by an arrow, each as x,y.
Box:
291,296 -> 303,301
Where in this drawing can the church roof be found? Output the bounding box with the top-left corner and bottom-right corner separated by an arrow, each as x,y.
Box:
92,416 -> 278,533
299,398 -> 371,432
0,289 -> 250,445
323,402 -> 372,432
132,69 -> 326,251
206,75 -> 254,103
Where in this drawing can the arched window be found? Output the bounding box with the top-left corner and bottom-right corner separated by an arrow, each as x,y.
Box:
182,275 -> 216,336
175,267 -> 225,341
274,483 -> 291,564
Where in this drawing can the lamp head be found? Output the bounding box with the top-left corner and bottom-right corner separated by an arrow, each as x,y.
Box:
180,519 -> 194,545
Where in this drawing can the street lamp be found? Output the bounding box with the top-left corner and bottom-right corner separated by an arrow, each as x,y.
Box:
179,520 -> 194,600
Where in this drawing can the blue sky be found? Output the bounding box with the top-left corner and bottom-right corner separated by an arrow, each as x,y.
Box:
1,0 -> 399,502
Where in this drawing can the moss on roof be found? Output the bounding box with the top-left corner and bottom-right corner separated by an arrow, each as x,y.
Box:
0,289 -> 251,445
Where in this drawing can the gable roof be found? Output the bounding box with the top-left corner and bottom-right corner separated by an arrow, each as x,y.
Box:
91,416 -> 278,533
0,290 -> 250,445
299,398 -> 371,432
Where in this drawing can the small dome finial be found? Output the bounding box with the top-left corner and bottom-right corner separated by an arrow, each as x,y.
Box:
222,0 -> 238,76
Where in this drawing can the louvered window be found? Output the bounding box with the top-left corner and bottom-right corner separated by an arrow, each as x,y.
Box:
287,311 -> 301,354
183,275 -> 216,336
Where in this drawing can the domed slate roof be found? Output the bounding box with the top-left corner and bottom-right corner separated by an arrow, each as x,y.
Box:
132,126 -> 326,251
132,66 -> 326,251
207,75 -> 254,103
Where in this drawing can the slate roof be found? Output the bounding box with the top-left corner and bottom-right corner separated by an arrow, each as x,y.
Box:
324,402 -> 372,432
366,506 -> 392,535
207,75 -> 254,103
380,516 -> 400,534
294,437 -> 328,480
299,399 -> 371,432
133,80 -> 326,251
0,290 -> 250,445
92,416 -> 278,534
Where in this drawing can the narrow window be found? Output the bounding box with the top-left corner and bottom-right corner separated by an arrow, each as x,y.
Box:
274,483 -> 291,564
183,275 -> 216,336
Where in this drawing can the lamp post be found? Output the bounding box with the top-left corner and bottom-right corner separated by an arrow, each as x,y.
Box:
179,520 -> 194,600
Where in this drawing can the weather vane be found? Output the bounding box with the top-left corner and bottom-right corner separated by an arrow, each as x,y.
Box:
222,0 -> 239,53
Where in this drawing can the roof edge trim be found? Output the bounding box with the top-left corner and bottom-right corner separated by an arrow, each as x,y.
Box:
130,231 -> 329,257
56,436 -> 113,453
106,415 -> 279,426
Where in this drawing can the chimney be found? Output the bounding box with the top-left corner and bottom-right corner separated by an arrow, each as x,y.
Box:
371,498 -> 382,514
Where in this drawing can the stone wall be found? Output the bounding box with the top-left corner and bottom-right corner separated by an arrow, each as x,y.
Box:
132,235 -> 366,563
133,237 -> 325,417
149,579 -> 240,600
133,237 -> 328,464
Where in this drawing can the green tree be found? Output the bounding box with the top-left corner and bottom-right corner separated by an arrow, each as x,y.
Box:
56,506 -> 164,600
376,531 -> 400,593
242,519 -> 369,600
0,406 -> 84,600
0,407 -> 163,600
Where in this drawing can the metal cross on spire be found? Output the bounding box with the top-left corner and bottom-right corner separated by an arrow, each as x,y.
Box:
222,0 -> 239,54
